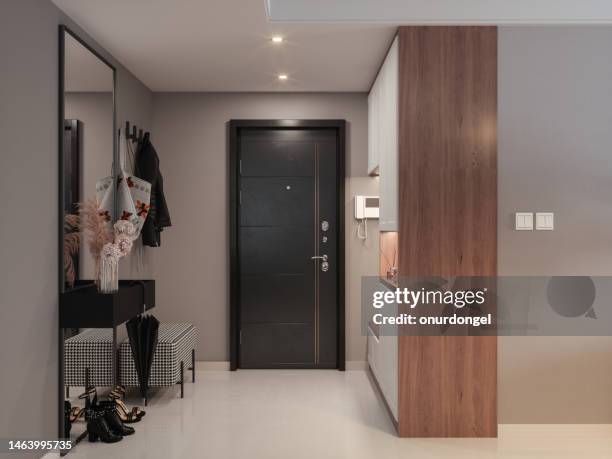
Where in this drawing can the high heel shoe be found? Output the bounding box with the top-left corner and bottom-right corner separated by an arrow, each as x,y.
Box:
69,406 -> 85,423
79,386 -> 98,410
110,386 -> 127,398
86,412 -> 122,443
66,386 -> 96,430
108,391 -> 145,423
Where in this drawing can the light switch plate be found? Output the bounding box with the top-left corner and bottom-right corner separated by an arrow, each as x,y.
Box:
536,212 -> 554,230
515,212 -> 533,230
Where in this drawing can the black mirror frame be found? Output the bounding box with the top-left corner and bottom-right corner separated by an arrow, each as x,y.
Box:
57,24 -> 118,444
58,25 -> 117,295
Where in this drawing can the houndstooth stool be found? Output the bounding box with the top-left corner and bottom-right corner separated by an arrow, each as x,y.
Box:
64,328 -> 115,387
120,323 -> 196,403
64,324 -> 196,403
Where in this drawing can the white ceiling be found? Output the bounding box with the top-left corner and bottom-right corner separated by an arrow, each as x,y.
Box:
268,0 -> 612,23
64,32 -> 113,92
53,0 -> 397,92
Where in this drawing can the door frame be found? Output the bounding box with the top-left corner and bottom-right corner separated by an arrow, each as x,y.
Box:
229,119 -> 346,371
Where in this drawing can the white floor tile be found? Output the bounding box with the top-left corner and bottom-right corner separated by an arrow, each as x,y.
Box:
65,369 -> 612,458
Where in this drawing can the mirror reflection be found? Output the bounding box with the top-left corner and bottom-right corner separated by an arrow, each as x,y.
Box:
62,31 -> 114,289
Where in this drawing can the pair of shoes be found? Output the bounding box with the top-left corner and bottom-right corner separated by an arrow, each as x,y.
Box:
86,404 -> 136,443
108,388 -> 146,423
83,387 -> 136,443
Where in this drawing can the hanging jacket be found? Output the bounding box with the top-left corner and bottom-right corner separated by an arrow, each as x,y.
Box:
134,133 -> 171,246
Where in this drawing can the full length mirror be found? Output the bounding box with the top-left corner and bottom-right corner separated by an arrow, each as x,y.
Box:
61,26 -> 116,291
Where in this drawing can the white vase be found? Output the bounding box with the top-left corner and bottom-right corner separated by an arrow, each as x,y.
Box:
99,256 -> 119,293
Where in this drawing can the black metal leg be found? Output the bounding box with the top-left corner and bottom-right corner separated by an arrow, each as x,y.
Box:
66,386 -> 69,398
192,349 -> 196,383
116,341 -> 121,389
112,327 -> 118,388
180,361 -> 184,398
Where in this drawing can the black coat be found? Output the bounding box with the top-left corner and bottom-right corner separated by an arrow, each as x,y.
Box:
135,133 -> 171,246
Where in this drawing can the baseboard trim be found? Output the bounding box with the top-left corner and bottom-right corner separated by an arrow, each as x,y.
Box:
197,361 -> 230,371
345,360 -> 367,370
366,364 -> 399,432
195,361 -> 365,371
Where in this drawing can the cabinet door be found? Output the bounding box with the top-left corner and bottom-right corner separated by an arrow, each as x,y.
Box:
368,78 -> 381,176
367,282 -> 398,420
379,37 -> 398,231
367,86 -> 378,175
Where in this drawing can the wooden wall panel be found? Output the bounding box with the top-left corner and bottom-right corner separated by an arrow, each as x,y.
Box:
397,26 -> 498,437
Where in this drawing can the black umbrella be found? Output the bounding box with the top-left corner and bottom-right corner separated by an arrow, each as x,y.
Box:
126,314 -> 159,401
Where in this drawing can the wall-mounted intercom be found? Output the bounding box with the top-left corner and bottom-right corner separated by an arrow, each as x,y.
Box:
355,195 -> 379,240
355,196 -> 379,219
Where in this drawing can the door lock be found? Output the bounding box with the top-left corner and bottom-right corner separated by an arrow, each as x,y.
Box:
311,254 -> 329,272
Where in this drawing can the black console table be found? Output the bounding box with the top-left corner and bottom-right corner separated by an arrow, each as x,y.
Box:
58,279 -> 155,455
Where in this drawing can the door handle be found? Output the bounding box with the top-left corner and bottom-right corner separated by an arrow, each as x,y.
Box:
311,255 -> 329,272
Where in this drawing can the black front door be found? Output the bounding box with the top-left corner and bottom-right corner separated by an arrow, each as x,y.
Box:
231,121 -> 344,369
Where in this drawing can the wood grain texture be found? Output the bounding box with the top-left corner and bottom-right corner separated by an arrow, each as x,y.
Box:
396,26 -> 498,437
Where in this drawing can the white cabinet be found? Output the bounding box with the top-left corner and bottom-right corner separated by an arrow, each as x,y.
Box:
367,283 -> 398,421
368,37 -> 398,231
367,37 -> 400,424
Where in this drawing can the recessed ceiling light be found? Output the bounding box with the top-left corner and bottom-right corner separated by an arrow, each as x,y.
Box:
278,74 -> 288,80
272,36 -> 284,43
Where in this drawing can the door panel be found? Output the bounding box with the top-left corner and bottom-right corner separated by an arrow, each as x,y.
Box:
241,136 -> 314,177
241,323 -> 314,366
241,275 -> 313,323
240,177 -> 313,227
237,126 -> 340,368
240,227 -> 312,275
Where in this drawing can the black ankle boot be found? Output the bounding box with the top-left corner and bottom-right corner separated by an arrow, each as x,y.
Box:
87,414 -> 122,443
101,404 -> 135,436
64,401 -> 72,437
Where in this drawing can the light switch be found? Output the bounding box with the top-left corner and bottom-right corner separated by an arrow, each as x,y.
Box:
536,212 -> 554,230
515,212 -> 533,230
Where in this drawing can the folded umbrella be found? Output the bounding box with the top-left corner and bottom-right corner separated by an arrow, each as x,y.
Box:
126,314 -> 160,400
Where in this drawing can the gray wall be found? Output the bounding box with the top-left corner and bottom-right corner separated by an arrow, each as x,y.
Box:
150,93 -> 379,363
498,26 -> 612,423
0,0 -> 152,455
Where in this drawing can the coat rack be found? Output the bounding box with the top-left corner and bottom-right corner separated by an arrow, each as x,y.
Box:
125,121 -> 144,143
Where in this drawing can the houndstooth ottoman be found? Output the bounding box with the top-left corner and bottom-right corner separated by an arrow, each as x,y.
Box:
64,328 -> 115,387
64,324 -> 196,402
120,323 -> 196,399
